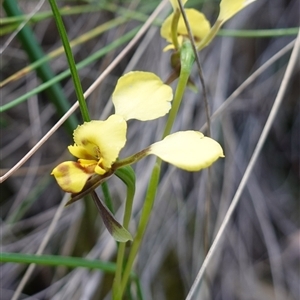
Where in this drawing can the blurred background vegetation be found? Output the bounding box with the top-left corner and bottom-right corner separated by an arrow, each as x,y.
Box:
1,0 -> 299,299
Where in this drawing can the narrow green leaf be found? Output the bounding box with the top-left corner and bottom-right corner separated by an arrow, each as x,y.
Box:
0,252 -> 116,272
0,27 -> 139,112
2,0 -> 77,134
48,0 -> 90,122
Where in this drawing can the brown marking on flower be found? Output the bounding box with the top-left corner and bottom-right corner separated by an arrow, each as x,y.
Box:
57,164 -> 69,174
81,139 -> 88,145
76,161 -> 96,174
63,176 -> 71,189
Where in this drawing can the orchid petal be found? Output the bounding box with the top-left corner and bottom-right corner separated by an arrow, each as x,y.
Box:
72,115 -> 127,170
149,131 -> 224,171
218,0 -> 257,23
51,161 -> 95,193
160,9 -> 211,47
113,71 -> 173,121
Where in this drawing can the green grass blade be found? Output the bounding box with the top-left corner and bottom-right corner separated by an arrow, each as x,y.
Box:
0,27 -> 139,113
1,252 -> 117,272
2,0 -> 78,134
48,0 -> 90,122
218,27 -> 299,37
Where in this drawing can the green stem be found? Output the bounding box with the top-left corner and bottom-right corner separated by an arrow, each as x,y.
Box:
112,148 -> 149,170
113,167 -> 136,299
163,40 -> 195,138
117,40 -> 196,298
102,181 -> 114,214
119,162 -> 161,297
48,0 -> 90,122
0,252 -> 117,272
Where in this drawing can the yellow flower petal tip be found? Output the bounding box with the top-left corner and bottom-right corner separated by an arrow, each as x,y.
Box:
169,0 -> 188,10
51,161 -> 94,193
218,0 -> 257,23
160,9 -> 211,48
150,131 -> 224,171
113,71 -> 173,121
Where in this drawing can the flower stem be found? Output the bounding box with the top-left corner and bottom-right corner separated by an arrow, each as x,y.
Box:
113,167 -> 136,299
119,161 -> 161,297
117,40 -> 195,298
48,0 -> 90,123
112,148 -> 150,171
163,39 -> 195,138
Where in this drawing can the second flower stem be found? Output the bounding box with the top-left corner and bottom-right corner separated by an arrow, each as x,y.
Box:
117,41 -> 195,297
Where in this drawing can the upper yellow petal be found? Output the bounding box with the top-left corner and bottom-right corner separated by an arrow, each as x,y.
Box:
112,71 -> 173,121
169,0 -> 188,10
68,145 -> 96,160
160,9 -> 211,47
72,115 -> 127,170
51,161 -> 94,193
218,0 -> 256,23
149,131 -> 224,171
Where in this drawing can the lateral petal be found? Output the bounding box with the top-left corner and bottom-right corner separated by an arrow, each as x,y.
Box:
113,71 -> 173,121
51,161 -> 94,193
218,0 -> 257,23
160,9 -> 211,46
149,131 -> 224,171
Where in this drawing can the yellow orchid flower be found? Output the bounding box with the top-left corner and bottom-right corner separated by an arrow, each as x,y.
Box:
52,115 -> 127,193
197,0 -> 257,50
52,70 -> 224,196
52,71 -> 173,193
161,0 -> 257,52
160,8 -> 211,51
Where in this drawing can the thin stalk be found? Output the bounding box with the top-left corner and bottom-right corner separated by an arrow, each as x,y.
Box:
114,41 -> 194,300
177,0 -> 213,255
113,167 -> 136,299
119,162 -> 162,297
177,0 -> 211,136
0,27 -> 139,112
112,148 -> 149,170
163,40 -> 195,138
1,16 -> 128,87
117,40 -> 195,298
48,0 -> 89,122
113,186 -> 135,298
2,0 -> 77,134
102,181 -> 114,214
